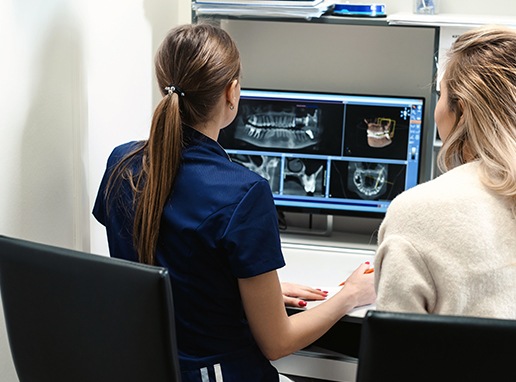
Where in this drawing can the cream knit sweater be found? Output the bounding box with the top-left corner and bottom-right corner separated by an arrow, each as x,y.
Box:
374,161 -> 516,319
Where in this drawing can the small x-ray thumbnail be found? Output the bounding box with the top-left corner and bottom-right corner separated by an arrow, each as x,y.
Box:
343,104 -> 410,161
282,157 -> 326,197
229,154 -> 282,194
329,160 -> 406,201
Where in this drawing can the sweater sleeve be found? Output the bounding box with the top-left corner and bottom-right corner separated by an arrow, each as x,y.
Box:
375,233 -> 436,314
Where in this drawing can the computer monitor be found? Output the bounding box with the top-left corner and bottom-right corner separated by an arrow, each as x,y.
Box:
218,88 -> 425,218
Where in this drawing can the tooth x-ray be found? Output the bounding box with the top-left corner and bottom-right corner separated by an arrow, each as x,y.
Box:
283,158 -> 325,197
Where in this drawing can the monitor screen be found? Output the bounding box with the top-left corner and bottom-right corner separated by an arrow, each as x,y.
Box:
218,89 -> 424,217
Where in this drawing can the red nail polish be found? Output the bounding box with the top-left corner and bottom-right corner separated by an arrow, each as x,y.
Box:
298,301 -> 307,307
365,261 -> 370,265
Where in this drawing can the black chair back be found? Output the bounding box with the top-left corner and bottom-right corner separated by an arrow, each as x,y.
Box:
0,235 -> 181,382
357,310 -> 516,382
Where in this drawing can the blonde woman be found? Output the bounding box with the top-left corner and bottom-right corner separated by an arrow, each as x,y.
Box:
374,25 -> 516,319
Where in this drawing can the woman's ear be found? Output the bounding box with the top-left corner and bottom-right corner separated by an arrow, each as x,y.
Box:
226,79 -> 240,107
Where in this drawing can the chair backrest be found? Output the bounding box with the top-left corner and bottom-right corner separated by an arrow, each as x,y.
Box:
0,235 -> 181,382
356,310 -> 516,382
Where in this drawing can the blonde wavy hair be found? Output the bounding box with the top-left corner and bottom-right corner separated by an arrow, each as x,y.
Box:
438,25 -> 516,217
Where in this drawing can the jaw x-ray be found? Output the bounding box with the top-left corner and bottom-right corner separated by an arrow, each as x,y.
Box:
233,103 -> 321,150
348,162 -> 388,199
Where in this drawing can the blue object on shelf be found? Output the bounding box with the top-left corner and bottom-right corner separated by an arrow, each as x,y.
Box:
332,3 -> 386,17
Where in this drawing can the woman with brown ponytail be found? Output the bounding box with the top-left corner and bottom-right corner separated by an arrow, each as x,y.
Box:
93,23 -> 375,382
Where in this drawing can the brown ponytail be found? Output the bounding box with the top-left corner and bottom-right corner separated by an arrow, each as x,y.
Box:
133,93 -> 183,264
107,23 -> 241,264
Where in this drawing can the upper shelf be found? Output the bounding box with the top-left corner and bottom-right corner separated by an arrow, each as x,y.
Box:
387,12 -> 516,28
194,13 -> 391,27
195,7 -> 516,29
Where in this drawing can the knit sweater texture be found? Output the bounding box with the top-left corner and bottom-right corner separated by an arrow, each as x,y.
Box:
375,161 -> 516,319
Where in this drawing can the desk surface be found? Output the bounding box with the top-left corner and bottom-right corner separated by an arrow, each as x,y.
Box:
278,239 -> 376,293
278,234 -> 376,358
280,231 -> 378,251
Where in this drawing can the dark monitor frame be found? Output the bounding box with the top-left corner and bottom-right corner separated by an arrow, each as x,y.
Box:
219,88 -> 425,219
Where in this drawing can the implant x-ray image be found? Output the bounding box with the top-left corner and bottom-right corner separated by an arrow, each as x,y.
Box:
344,104 -> 410,161
283,158 -> 326,197
233,102 -> 321,150
329,160 -> 406,201
365,117 -> 396,148
230,154 -> 281,193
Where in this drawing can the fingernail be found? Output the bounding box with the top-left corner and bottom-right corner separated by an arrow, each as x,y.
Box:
323,291 -> 329,294
365,261 -> 370,265
298,301 -> 307,307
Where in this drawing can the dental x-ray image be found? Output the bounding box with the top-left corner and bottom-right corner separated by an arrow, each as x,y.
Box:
230,154 -> 281,193
235,103 -> 320,150
329,160 -> 406,201
282,158 -> 326,197
348,162 -> 388,199
344,104 -> 410,160
364,117 -> 396,148
219,97 -> 344,156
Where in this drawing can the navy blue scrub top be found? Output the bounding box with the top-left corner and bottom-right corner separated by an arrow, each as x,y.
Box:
93,127 -> 286,381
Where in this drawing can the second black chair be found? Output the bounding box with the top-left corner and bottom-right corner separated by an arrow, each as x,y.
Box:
356,310 -> 516,382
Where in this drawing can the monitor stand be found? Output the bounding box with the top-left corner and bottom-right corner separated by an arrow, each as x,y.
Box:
279,213 -> 334,237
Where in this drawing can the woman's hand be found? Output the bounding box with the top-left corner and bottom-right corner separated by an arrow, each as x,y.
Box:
281,282 -> 328,308
336,262 -> 376,308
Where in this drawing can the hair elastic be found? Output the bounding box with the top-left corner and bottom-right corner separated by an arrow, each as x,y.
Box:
164,85 -> 185,97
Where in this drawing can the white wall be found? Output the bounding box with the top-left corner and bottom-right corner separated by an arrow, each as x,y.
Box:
0,0 -> 86,249
0,1 -> 190,381
1,3 -> 87,378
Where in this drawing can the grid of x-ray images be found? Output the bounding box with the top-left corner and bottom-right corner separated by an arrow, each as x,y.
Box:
218,95 -> 418,208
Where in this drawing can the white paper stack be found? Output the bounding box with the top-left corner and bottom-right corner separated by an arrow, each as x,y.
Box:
193,0 -> 335,20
